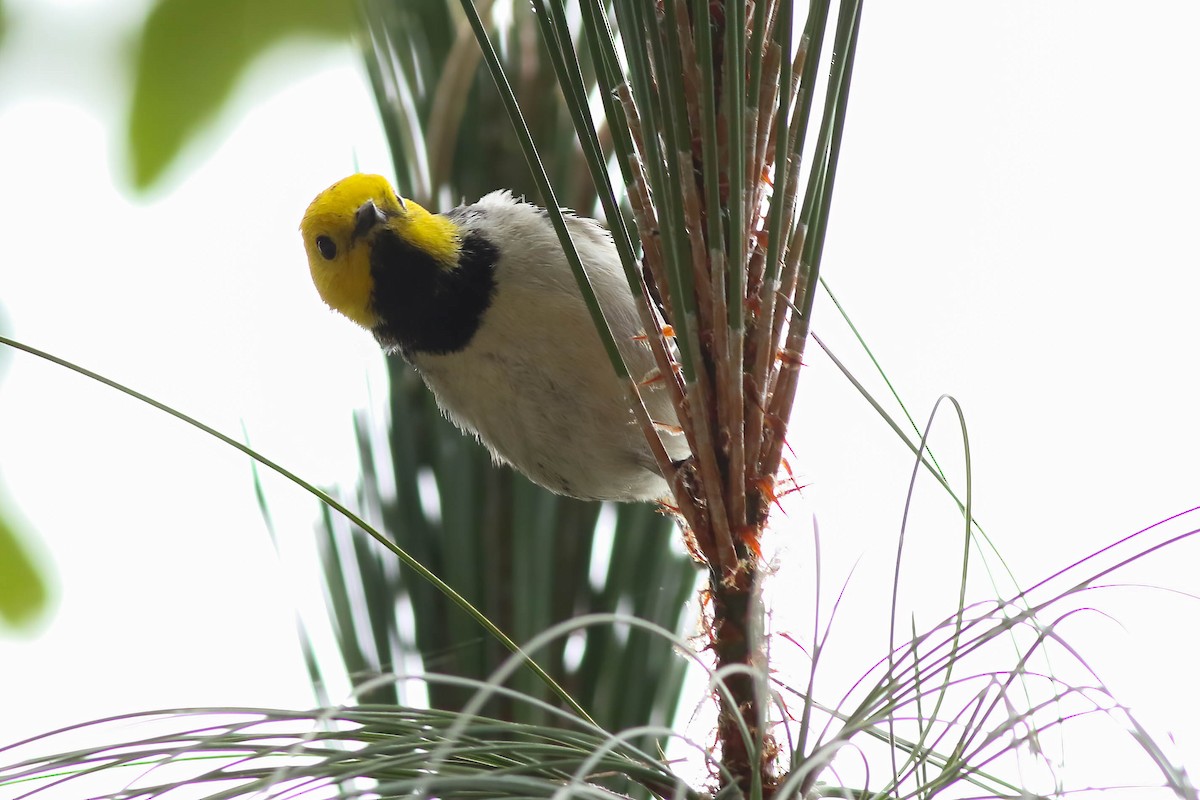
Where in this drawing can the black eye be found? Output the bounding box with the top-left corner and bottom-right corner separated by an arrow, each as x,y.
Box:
315,235 -> 337,260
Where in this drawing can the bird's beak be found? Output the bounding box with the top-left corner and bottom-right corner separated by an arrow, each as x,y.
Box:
352,200 -> 387,242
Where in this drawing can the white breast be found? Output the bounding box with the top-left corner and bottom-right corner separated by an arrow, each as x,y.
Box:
410,193 -> 688,502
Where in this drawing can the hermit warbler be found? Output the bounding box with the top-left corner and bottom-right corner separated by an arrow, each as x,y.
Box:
301,174 -> 688,502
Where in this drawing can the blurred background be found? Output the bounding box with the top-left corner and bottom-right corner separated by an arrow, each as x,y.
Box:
1,0 -> 1197,787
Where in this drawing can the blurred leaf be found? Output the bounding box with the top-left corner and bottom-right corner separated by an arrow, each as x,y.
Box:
0,500 -> 51,631
0,309 -> 51,631
126,0 -> 356,190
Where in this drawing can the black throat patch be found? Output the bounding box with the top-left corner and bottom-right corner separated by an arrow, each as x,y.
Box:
368,229 -> 499,357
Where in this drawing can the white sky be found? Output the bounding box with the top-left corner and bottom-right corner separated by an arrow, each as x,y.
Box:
0,0 -> 1197,795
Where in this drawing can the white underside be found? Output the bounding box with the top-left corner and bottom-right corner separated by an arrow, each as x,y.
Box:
410,192 -> 689,502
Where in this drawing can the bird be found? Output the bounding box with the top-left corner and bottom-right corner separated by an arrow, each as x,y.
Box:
300,173 -> 689,503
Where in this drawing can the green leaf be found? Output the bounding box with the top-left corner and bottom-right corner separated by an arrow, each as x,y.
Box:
126,0 -> 356,190
0,309 -> 51,632
0,502 -> 51,631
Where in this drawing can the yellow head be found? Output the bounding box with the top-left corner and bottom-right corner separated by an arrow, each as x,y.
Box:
300,173 -> 461,329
